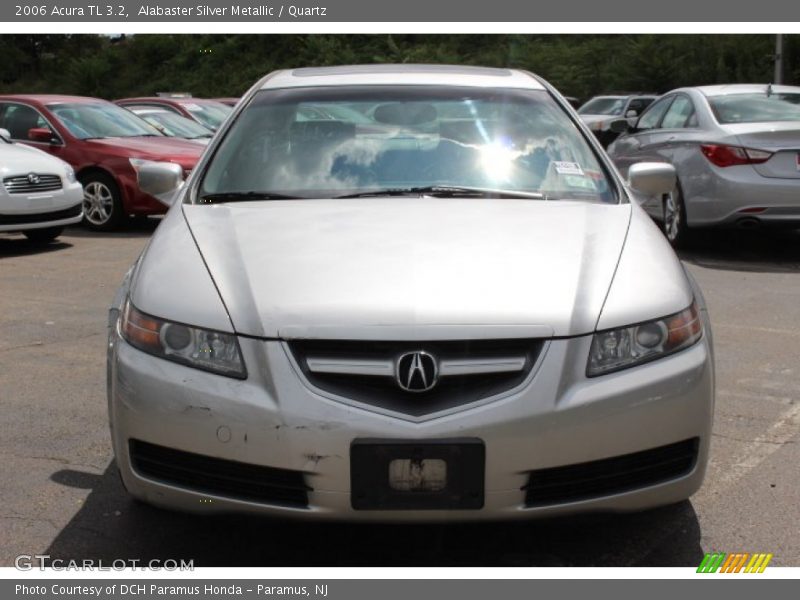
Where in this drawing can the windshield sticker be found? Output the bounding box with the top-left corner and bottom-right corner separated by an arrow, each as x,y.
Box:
553,161 -> 584,176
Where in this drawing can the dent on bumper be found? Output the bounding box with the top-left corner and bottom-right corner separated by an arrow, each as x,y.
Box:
108,331 -> 714,521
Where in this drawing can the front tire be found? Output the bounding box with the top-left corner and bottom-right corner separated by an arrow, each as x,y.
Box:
24,226 -> 64,244
662,184 -> 692,248
81,172 -> 124,231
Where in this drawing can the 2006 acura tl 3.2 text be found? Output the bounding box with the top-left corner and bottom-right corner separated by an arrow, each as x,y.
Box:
107,64 -> 715,521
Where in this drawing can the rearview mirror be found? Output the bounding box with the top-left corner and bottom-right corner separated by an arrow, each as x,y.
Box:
136,161 -> 184,206
28,127 -> 58,144
609,119 -> 629,134
627,162 -> 676,196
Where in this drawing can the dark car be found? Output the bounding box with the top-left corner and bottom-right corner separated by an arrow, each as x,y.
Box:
0,95 -> 203,230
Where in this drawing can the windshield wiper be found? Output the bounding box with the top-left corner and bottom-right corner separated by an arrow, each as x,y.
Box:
335,185 -> 545,200
199,191 -> 305,203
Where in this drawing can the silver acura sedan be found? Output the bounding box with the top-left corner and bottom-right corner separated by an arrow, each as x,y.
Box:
107,65 -> 714,521
608,84 -> 800,247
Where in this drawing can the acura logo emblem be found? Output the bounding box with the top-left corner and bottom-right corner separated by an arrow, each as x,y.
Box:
396,351 -> 439,393
27,173 -> 40,184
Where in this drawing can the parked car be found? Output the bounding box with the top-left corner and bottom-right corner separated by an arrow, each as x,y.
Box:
0,127 -> 83,242
124,107 -> 214,145
578,94 -> 657,146
607,84 -> 800,247
0,95 -> 204,230
115,97 -> 233,131
108,64 -> 714,520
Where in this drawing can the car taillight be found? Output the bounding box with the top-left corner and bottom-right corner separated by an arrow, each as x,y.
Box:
700,144 -> 772,168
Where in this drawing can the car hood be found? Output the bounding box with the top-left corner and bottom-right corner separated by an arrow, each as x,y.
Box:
85,136 -> 203,162
183,199 -> 631,340
0,142 -> 67,177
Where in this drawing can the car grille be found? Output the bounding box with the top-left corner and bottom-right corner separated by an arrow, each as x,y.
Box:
0,203 -> 82,226
2,173 -> 63,194
129,439 -> 312,508
522,438 -> 699,507
288,338 -> 545,417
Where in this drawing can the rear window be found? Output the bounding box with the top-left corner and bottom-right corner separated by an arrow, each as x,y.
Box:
709,93 -> 800,124
200,85 -> 617,204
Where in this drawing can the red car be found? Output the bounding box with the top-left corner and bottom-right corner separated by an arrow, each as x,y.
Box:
115,97 -> 233,131
0,95 -> 203,230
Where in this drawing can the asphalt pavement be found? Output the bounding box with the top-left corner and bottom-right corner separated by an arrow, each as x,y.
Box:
1,221 -> 798,567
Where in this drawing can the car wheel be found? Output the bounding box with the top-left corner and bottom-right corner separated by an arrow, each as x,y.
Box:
23,226 -> 64,244
662,184 -> 692,248
81,172 -> 124,231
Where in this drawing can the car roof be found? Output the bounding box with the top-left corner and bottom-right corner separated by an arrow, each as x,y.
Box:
259,64 -> 545,90
118,97 -> 224,105
0,94 -> 107,105
693,83 -> 800,97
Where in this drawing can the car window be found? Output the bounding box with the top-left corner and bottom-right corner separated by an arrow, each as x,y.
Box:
578,97 -> 626,116
179,101 -> 232,130
49,102 -> 162,139
128,102 -> 183,116
635,96 -> 673,131
201,85 -> 617,204
708,93 -> 800,124
661,95 -> 696,129
0,103 -> 49,140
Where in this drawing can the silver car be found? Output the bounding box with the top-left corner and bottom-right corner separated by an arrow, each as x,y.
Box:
608,84 -> 800,246
107,65 -> 714,521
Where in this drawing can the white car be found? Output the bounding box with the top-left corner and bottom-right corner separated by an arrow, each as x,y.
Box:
0,127 -> 83,242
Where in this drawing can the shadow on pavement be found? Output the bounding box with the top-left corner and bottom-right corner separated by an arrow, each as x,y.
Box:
45,462 -> 704,567
0,236 -> 73,258
679,229 -> 800,274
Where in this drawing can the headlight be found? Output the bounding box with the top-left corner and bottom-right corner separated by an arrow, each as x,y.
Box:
119,299 -> 246,379
64,164 -> 76,183
587,302 -> 702,377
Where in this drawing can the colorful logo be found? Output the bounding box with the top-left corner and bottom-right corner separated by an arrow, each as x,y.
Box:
697,552 -> 773,573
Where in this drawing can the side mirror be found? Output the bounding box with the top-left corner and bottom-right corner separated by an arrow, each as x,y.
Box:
625,109 -> 638,119
609,119 -> 629,134
628,162 -> 676,196
135,161 -> 184,206
28,127 -> 58,144
0,128 -> 10,140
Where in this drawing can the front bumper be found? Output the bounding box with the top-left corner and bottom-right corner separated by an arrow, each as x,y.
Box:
0,180 -> 83,232
108,327 -> 714,521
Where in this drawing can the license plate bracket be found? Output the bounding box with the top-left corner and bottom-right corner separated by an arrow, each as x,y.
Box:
350,438 -> 485,510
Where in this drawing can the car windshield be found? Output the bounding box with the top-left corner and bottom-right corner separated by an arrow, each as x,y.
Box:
200,86 -> 616,203
709,93 -> 800,124
578,97 -> 626,116
140,111 -> 212,139
49,102 -> 162,139
181,101 -> 233,130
